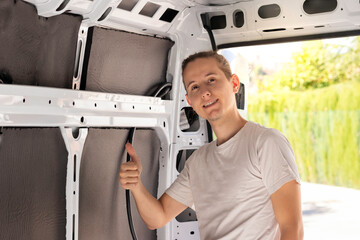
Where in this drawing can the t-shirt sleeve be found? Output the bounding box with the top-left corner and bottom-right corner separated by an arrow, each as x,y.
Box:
165,159 -> 195,209
257,128 -> 301,195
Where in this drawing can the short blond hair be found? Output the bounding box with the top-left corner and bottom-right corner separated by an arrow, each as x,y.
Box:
182,51 -> 232,80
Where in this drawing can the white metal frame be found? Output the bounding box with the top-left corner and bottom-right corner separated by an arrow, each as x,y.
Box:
60,127 -> 88,240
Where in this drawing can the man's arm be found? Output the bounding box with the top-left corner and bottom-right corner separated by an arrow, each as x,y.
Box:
270,179 -> 304,240
120,143 -> 187,230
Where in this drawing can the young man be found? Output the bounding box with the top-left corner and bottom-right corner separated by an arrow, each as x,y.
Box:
120,51 -> 304,240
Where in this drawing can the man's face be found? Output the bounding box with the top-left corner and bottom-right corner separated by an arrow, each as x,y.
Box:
183,57 -> 239,123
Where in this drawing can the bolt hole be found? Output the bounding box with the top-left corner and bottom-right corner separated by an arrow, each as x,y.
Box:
163,121 -> 166,128
73,101 -> 75,106
132,106 -> 135,109
23,98 -> 25,103
94,103 -> 97,107
114,104 -> 117,108
49,100 -> 51,104
73,191 -> 76,195
149,106 -> 152,110
80,116 -> 84,123
190,231 -> 195,235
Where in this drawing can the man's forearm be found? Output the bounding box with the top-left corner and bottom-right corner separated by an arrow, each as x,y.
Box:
130,182 -> 167,230
280,224 -> 304,240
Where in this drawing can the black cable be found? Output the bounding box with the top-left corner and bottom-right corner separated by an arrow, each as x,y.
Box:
124,82 -> 172,240
152,82 -> 172,99
125,127 -> 137,240
204,25 -> 217,52
200,13 -> 217,51
201,13 -> 217,142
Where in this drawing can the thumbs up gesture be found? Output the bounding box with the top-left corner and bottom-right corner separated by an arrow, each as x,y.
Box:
119,143 -> 143,190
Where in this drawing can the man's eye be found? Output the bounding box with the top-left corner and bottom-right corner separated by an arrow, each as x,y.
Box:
209,78 -> 215,83
191,85 -> 199,91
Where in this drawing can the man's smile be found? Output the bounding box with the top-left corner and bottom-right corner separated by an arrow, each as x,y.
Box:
203,99 -> 219,108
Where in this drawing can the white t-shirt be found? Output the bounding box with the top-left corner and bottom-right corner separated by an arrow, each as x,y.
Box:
166,121 -> 301,240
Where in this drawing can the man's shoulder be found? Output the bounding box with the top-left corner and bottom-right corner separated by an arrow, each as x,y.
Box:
244,121 -> 269,138
245,121 -> 287,145
185,141 -> 214,165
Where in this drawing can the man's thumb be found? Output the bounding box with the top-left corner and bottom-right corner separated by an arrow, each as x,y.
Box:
125,142 -> 140,164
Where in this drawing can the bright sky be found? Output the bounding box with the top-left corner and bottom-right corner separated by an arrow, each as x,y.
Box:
223,36 -> 354,71
220,36 -> 356,95
232,41 -> 302,66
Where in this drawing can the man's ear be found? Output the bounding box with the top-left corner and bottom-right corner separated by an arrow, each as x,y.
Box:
185,94 -> 192,107
231,74 -> 240,93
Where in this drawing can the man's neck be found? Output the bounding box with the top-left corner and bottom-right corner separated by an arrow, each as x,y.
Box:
210,110 -> 247,146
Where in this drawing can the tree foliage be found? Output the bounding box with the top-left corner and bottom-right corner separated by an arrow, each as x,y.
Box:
257,37 -> 360,92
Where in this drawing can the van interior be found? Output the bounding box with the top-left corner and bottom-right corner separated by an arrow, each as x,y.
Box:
0,0 -> 359,239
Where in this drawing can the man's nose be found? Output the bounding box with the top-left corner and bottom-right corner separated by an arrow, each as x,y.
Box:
201,87 -> 211,99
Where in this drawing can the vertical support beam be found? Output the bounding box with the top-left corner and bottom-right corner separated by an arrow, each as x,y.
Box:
60,127 -> 88,240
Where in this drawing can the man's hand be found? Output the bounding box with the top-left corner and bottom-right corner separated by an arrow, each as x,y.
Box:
118,142 -> 187,230
119,143 -> 143,190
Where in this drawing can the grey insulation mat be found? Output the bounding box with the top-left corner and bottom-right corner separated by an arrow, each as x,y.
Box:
0,0 -> 82,88
0,128 -> 68,240
79,128 -> 160,240
84,27 -> 174,95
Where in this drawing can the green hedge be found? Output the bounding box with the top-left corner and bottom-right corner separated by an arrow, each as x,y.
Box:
247,82 -> 360,189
